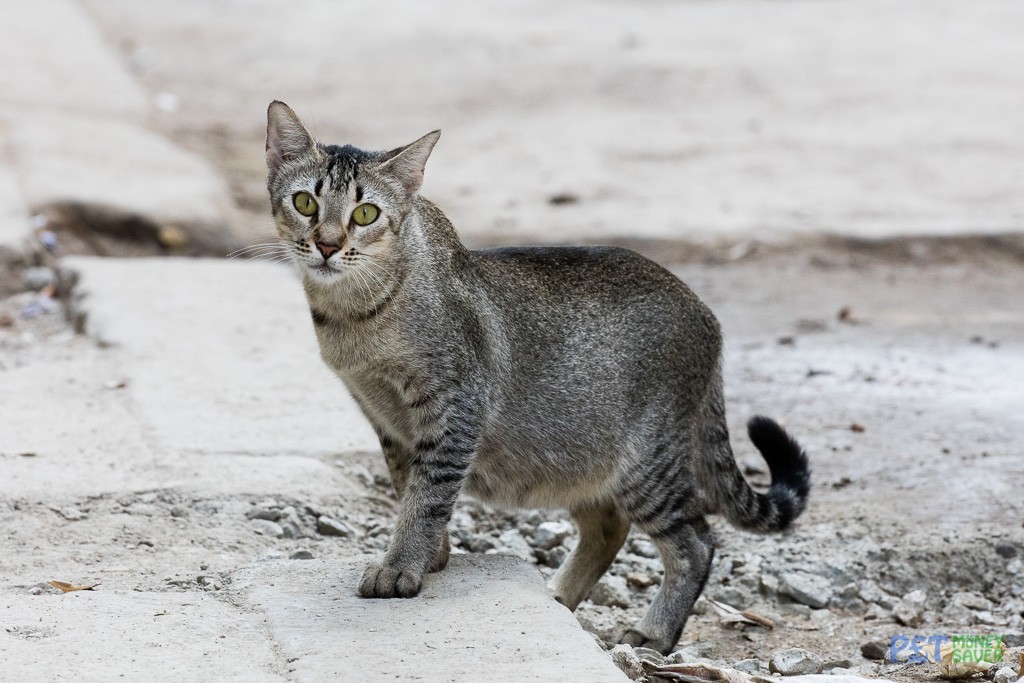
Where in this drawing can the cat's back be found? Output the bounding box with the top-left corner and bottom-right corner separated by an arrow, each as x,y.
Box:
470,245 -> 712,327
466,245 -> 721,376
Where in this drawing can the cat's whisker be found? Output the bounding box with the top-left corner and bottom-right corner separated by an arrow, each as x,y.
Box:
227,241 -> 290,258
232,249 -> 292,261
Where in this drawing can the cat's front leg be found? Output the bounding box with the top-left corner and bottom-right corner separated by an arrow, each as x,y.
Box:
358,402 -> 479,598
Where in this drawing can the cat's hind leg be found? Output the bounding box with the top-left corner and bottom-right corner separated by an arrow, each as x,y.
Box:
549,503 -> 630,611
619,515 -> 714,654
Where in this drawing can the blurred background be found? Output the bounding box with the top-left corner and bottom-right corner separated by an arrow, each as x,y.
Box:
5,0 -> 1024,264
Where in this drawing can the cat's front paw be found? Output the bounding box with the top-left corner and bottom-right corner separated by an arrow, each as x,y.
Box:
358,561 -> 423,598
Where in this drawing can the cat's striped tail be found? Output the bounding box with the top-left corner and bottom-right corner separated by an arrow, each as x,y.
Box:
701,395 -> 811,532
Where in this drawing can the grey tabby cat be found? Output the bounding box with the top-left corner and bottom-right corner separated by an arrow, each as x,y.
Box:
265,101 -> 810,654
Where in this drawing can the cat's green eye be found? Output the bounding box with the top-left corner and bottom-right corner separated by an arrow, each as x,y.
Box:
351,203 -> 379,226
293,192 -> 318,217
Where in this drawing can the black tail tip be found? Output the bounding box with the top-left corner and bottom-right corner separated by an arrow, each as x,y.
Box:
747,415 -> 811,525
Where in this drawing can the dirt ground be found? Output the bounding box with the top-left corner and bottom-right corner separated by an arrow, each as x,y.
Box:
3,244 -> 1021,681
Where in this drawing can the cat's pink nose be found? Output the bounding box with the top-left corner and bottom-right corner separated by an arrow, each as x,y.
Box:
316,241 -> 341,259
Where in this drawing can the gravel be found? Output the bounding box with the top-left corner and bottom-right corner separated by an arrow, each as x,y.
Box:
532,520 -> 573,550
859,640 -> 888,661
769,648 -> 825,675
250,519 -> 284,538
779,571 -> 833,609
892,589 -> 927,626
589,575 -> 631,608
316,515 -> 353,537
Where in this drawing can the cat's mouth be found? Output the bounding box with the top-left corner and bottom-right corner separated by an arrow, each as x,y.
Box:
306,262 -> 340,280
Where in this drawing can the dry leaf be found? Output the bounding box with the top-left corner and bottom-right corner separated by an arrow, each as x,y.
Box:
47,581 -> 100,593
643,662 -> 754,683
936,639 -> 1005,678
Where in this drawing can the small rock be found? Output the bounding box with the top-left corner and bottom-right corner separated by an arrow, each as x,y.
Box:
170,506 -> 189,518
468,534 -> 498,553
993,667 -> 1017,683
537,546 -> 568,568
953,591 -> 992,610
532,520 -> 573,550
712,585 -> 752,610
290,550 -> 314,560
497,529 -> 534,561
21,267 -> 55,291
995,542 -> 1018,559
769,648 -> 825,676
733,658 -> 764,674
941,602 -> 972,625
780,571 -> 833,609
250,519 -> 284,538
590,575 -> 631,608
609,644 -> 644,680
157,225 -> 188,249
893,589 -> 927,626
860,640 -> 888,660
626,571 -> 655,588
629,538 -> 659,559
54,506 -> 87,521
316,515 -> 352,537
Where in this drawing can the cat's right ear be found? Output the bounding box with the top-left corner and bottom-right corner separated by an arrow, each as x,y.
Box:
266,101 -> 316,175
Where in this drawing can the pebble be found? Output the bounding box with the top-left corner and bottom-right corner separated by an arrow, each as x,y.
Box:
609,644 -> 644,680
626,571 -> 655,588
536,546 -> 568,568
497,529 -> 534,561
733,658 -> 764,674
993,667 -> 1017,683
779,571 -> 833,608
995,542 -> 1018,559
589,575 -> 631,608
290,550 -> 314,560
246,507 -> 281,521
532,520 -> 573,550
316,515 -> 352,537
860,640 -> 888,661
170,506 -> 189,518
629,538 -> 659,559
712,586 -> 752,609
893,589 -> 927,626
22,267 -> 55,291
769,648 -> 825,676
250,519 -> 284,538
952,591 -> 991,610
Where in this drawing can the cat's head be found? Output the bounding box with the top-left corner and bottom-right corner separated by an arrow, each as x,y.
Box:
265,100 -> 439,287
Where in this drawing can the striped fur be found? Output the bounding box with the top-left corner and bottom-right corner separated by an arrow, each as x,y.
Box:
265,102 -> 811,653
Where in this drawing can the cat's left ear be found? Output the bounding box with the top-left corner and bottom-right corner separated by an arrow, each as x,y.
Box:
375,130 -> 441,194
266,100 -> 316,175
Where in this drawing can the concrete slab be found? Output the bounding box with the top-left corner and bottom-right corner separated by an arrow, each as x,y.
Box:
0,590 -> 285,682
235,554 -> 628,682
0,0 -> 147,119
60,256 -> 379,456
